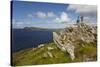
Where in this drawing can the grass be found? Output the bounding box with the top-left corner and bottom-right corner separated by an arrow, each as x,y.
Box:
12,42 -> 97,66
74,42 -> 97,62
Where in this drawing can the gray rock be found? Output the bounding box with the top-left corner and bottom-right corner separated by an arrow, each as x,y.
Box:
47,51 -> 53,58
53,22 -> 97,60
38,44 -> 44,48
43,51 -> 53,58
47,47 -> 54,50
64,43 -> 75,60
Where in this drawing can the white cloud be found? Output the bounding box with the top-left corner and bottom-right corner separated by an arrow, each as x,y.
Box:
28,11 -> 56,19
67,4 -> 97,18
67,4 -> 97,24
84,17 -> 97,24
36,11 -> 56,18
47,12 -> 56,17
60,12 -> 70,22
12,21 -> 23,28
36,11 -> 47,18
12,20 -> 32,28
54,12 -> 70,23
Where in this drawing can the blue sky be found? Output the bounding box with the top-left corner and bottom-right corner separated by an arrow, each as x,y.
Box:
12,1 -> 97,29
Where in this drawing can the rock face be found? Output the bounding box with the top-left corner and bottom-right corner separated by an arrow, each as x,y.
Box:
53,22 -> 97,60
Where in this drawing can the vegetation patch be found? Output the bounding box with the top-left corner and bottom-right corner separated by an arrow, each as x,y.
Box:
12,42 -> 97,66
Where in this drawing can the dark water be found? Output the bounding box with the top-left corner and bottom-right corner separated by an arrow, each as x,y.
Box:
11,29 -> 53,52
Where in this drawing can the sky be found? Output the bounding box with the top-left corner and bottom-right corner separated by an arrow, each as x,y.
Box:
12,1 -> 97,29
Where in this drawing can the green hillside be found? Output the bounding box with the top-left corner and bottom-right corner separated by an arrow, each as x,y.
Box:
12,42 -> 97,66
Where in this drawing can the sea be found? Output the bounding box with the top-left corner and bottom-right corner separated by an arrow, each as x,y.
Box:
11,29 -> 53,53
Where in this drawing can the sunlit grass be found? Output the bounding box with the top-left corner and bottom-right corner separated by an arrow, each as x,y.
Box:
12,42 -> 97,66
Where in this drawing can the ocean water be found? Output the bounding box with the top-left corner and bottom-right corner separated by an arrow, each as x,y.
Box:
11,29 -> 53,52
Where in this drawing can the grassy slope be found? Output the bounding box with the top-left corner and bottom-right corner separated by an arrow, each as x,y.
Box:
12,42 -> 97,66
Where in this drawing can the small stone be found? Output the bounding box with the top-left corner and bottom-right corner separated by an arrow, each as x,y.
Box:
38,44 -> 44,48
47,47 -> 54,50
47,51 -> 53,58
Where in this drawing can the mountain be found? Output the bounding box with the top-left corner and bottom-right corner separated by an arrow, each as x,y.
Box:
12,22 -> 97,66
24,27 -> 63,31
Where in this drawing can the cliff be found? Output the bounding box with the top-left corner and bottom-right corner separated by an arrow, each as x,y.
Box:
53,22 -> 97,60
12,22 -> 97,66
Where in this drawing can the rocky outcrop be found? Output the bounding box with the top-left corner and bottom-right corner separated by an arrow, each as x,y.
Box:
53,22 -> 97,60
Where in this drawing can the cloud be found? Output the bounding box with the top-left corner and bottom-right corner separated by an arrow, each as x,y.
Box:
67,4 -> 97,24
28,11 -> 56,19
60,12 -> 70,22
47,12 -> 56,17
12,21 -> 24,28
36,11 -> 47,18
54,12 -> 70,23
67,4 -> 97,18
83,17 -> 97,24
12,20 -> 32,28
